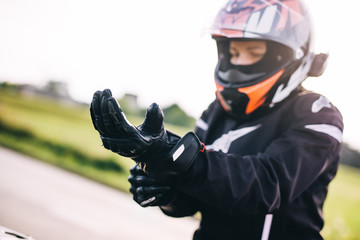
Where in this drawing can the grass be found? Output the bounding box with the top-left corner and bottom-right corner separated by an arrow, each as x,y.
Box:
1,88 -> 360,239
322,165 -> 360,240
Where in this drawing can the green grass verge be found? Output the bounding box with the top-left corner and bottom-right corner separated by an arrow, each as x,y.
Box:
322,165 -> 360,240
0,119 -> 130,191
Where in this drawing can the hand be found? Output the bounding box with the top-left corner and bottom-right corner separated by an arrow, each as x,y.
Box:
90,89 -> 204,181
90,89 -> 180,160
128,165 -> 175,207
138,131 -> 204,181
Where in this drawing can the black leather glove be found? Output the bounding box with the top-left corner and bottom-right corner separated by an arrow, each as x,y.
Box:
128,165 -> 175,207
90,89 -> 180,160
138,131 -> 203,181
90,89 -> 204,181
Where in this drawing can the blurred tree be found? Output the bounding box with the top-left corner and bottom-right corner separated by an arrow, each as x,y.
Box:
117,94 -> 144,116
42,80 -> 70,99
117,94 -> 195,129
163,103 -> 196,128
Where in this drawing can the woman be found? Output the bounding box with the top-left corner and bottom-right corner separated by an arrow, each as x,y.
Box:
91,0 -> 343,239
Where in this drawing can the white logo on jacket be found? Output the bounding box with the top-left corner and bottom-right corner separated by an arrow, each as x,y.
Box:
311,96 -> 331,113
206,125 -> 261,153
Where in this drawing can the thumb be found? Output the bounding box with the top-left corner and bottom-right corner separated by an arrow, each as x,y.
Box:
140,103 -> 164,135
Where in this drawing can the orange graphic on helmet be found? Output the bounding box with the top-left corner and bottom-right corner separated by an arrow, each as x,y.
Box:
239,69 -> 284,114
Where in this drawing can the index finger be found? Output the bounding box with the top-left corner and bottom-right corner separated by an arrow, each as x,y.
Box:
90,90 -> 107,135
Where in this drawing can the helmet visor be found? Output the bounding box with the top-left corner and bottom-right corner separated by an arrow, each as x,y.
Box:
215,38 -> 293,87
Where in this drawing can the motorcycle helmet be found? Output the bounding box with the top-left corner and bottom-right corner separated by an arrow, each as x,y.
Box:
211,0 -> 328,118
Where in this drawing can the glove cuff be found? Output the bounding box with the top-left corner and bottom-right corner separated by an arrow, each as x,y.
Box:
170,132 -> 203,174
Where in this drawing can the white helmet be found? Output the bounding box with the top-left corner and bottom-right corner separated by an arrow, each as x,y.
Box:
211,0 -> 328,119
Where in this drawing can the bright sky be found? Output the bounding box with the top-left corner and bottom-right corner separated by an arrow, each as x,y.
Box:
0,0 -> 359,150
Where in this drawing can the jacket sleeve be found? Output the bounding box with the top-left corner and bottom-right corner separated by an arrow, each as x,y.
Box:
157,102 -> 218,218
177,94 -> 343,215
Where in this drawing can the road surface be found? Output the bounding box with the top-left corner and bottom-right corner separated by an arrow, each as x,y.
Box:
0,147 -> 199,240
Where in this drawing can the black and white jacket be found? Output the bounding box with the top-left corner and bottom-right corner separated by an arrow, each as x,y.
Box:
162,87 -> 343,240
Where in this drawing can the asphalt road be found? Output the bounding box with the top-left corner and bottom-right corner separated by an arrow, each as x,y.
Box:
0,147 -> 199,240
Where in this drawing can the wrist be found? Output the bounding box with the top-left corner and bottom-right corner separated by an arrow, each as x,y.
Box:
170,132 -> 204,174
140,132 -> 205,182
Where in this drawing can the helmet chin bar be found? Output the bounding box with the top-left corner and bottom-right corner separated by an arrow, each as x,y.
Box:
216,88 -> 249,118
215,68 -> 284,117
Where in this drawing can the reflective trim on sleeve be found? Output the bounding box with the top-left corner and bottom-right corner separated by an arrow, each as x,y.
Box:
305,124 -> 343,143
196,119 -> 209,131
172,144 -> 185,161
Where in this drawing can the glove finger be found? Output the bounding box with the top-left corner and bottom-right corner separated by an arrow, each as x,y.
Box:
100,89 -> 118,136
90,90 -> 107,136
128,174 -> 158,186
139,103 -> 164,135
129,164 -> 147,176
128,175 -> 146,185
107,97 -> 137,136
106,95 -> 154,158
129,164 -> 141,174
98,92 -> 158,158
89,91 -> 99,131
136,185 -> 172,195
129,185 -> 137,195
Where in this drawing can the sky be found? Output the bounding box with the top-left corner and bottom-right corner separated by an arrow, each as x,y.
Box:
0,0 -> 359,150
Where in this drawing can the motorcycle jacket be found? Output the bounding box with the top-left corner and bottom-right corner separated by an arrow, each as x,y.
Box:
161,87 -> 343,240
